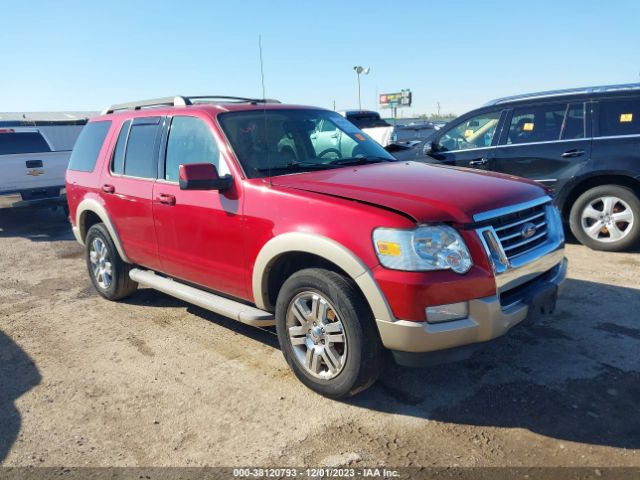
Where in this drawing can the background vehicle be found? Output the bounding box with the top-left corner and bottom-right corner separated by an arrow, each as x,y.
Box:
419,83 -> 640,251
0,128 -> 73,210
66,95 -> 565,398
338,110 -> 395,146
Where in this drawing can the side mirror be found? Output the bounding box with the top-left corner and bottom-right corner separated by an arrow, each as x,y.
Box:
423,141 -> 435,156
179,163 -> 232,191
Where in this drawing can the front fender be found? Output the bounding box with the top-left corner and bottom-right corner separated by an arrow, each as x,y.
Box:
251,232 -> 395,323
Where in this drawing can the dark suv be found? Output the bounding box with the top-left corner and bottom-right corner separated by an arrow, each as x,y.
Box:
418,83 -> 640,251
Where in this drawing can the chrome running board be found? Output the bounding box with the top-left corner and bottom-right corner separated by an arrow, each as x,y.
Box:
129,269 -> 275,327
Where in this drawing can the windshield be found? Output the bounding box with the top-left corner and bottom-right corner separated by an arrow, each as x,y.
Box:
218,109 -> 396,178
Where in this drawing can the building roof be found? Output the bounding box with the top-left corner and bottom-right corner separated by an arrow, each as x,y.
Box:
0,111 -> 98,122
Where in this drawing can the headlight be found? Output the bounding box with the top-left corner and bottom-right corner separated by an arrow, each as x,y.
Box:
373,225 -> 472,273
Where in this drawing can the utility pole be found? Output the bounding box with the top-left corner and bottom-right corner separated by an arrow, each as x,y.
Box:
353,66 -> 370,110
437,101 -> 441,116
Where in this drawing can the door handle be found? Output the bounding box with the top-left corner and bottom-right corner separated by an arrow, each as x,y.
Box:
561,149 -> 585,158
102,184 -> 115,194
469,158 -> 488,166
158,193 -> 176,206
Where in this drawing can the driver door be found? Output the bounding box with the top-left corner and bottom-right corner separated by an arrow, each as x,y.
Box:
428,109 -> 506,170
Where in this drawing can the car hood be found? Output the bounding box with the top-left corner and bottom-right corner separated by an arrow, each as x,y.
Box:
271,161 -> 546,224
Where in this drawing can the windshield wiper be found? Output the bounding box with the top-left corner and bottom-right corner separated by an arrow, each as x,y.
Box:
254,161 -> 339,173
325,156 -> 393,166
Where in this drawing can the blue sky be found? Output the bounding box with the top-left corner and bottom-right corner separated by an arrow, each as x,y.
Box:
2,0 -> 639,116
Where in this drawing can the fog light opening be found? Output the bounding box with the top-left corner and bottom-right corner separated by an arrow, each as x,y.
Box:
426,302 -> 469,323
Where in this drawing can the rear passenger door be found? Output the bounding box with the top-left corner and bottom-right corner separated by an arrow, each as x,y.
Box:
101,116 -> 163,270
591,95 -> 640,173
493,102 -> 591,194
152,114 -> 247,299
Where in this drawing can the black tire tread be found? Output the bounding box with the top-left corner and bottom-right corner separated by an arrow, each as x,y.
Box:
275,267 -> 382,398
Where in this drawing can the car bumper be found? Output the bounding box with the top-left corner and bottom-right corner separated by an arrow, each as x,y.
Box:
376,257 -> 567,357
0,190 -> 66,209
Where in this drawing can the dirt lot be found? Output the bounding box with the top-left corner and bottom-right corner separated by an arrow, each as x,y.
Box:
0,207 -> 639,468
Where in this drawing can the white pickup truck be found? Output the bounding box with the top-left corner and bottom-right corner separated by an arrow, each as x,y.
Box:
0,128 -> 71,209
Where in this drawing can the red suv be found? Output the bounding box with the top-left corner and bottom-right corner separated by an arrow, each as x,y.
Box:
66,96 -> 567,398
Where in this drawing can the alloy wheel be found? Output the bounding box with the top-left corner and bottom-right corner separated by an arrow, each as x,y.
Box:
89,238 -> 113,289
286,291 -> 347,379
581,196 -> 634,243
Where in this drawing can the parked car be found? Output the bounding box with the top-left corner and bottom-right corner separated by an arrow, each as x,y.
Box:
0,127 -> 72,210
66,95 -> 566,398
419,83 -> 640,251
338,110 -> 396,146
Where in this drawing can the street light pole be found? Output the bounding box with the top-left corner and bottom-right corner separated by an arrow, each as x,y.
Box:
353,66 -> 370,110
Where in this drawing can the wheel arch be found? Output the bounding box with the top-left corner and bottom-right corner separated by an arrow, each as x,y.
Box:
252,232 -> 394,323
558,173 -> 640,220
75,198 -> 131,264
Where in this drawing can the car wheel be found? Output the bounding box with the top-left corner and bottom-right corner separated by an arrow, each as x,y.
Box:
569,185 -> 640,251
85,223 -> 137,300
275,268 -> 382,398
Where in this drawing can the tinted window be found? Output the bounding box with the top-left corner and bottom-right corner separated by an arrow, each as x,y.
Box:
67,121 -> 111,172
123,119 -> 160,179
111,120 -> 130,175
506,104 -> 567,144
347,114 -> 389,129
438,111 -> 501,151
598,98 -> 640,137
0,132 -> 52,155
561,103 -> 585,140
165,116 -> 228,182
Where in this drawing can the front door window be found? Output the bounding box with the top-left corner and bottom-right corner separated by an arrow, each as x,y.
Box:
438,111 -> 501,152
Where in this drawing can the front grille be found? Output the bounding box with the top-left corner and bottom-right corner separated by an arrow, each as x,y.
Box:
485,202 -> 549,260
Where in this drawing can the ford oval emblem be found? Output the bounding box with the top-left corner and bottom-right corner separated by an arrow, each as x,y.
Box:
521,222 -> 537,239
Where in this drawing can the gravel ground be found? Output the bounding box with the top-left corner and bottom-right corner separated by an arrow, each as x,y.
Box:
0,207 -> 639,468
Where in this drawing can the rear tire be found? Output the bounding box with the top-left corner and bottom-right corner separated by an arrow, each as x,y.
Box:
85,223 -> 137,300
569,185 -> 640,251
275,268 -> 382,398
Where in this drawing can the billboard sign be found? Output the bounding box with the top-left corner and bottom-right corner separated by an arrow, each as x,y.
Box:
379,89 -> 412,108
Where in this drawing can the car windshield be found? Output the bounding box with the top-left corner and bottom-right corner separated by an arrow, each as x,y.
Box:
217,109 -> 396,178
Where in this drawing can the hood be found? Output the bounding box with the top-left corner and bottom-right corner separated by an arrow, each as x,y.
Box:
271,161 -> 546,224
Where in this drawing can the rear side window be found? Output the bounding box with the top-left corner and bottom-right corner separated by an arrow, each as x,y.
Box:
164,116 -> 228,182
111,120 -> 131,175
506,104 -> 567,144
347,114 -> 389,129
0,132 -> 51,155
123,118 -> 161,179
598,98 -> 640,137
68,121 -> 112,172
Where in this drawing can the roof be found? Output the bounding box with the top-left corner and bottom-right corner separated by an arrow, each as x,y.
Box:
101,96 -> 282,115
484,83 -> 640,106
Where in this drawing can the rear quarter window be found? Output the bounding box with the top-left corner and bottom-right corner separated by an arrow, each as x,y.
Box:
598,97 -> 640,137
68,121 -> 112,172
0,132 -> 51,155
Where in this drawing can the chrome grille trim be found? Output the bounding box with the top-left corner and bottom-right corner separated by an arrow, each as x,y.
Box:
493,211 -> 546,232
473,195 -> 551,223
475,197 -> 565,297
502,230 -> 548,252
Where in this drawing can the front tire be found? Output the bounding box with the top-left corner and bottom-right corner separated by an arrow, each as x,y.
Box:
569,185 -> 640,251
275,268 -> 382,398
85,223 -> 137,300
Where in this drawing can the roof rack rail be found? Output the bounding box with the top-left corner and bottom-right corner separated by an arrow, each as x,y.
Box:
102,95 -> 281,115
484,83 -> 640,106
